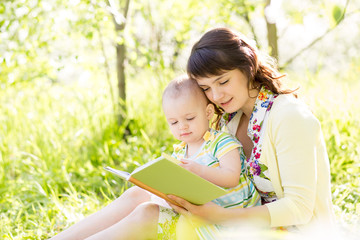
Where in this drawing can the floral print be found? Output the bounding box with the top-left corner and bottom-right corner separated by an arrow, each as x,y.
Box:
221,111 -> 238,126
221,86 -> 278,202
246,86 -> 278,202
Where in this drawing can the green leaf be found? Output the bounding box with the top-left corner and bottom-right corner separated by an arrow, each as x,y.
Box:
332,5 -> 343,24
260,163 -> 268,172
0,3 -> 4,14
86,31 -> 93,39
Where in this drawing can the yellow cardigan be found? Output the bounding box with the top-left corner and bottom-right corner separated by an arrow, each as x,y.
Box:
225,94 -> 335,228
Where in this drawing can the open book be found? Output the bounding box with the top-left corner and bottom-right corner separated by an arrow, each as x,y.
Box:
104,153 -> 227,207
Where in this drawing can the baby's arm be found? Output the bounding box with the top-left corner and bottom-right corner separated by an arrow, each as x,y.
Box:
180,148 -> 241,188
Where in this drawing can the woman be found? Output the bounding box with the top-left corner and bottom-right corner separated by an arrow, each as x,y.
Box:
168,27 -> 334,233
50,28 -> 334,239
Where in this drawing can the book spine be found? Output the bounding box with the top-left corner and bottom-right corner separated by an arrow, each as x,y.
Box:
128,176 -> 181,207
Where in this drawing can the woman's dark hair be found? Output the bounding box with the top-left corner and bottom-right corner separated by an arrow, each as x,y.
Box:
187,28 -> 297,96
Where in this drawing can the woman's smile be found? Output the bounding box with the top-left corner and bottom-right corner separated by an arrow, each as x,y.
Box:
220,98 -> 233,108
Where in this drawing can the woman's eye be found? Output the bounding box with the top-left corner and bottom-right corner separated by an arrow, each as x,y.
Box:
220,79 -> 229,85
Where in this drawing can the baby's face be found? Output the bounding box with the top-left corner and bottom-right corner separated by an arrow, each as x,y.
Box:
163,93 -> 210,145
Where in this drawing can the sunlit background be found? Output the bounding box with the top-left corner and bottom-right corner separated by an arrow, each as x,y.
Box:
1,0 -> 359,239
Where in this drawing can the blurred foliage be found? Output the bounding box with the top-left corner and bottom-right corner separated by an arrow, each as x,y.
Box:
0,0 -> 359,239
1,0 -> 357,86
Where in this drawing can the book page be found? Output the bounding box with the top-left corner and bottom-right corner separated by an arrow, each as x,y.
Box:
104,166 -> 131,180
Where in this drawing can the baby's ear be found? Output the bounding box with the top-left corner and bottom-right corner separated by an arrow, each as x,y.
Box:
206,104 -> 215,120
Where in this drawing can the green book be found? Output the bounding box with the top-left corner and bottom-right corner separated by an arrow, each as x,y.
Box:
104,153 -> 227,206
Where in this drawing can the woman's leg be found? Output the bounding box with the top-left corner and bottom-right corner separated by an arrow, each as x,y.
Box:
50,186 -> 151,240
85,202 -> 160,240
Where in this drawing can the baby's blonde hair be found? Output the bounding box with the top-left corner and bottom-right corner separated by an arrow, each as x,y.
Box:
162,74 -> 207,105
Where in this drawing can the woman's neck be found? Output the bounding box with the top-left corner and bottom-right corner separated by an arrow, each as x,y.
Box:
236,114 -> 253,159
241,88 -> 259,117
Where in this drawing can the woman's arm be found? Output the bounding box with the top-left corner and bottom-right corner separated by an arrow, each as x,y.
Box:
265,97 -> 323,227
167,195 -> 271,227
180,148 -> 241,188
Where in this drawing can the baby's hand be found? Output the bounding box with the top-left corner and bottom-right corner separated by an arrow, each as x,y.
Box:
179,159 -> 204,176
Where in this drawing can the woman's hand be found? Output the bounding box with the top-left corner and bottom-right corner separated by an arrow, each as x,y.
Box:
168,195 -> 271,228
167,195 -> 230,224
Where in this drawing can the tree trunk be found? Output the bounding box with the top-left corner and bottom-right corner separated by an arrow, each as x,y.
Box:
116,41 -> 126,125
265,0 -> 279,60
107,0 -> 130,125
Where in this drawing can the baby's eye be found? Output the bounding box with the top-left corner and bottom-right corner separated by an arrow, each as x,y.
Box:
170,121 -> 178,125
187,117 -> 195,121
201,87 -> 209,92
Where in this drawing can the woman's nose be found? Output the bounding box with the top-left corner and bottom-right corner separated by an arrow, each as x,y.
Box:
212,88 -> 223,101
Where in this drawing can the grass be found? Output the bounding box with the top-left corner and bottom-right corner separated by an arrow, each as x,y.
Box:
0,67 -> 359,239
296,70 -> 360,234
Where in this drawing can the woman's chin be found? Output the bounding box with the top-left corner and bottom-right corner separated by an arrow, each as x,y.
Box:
222,106 -> 237,114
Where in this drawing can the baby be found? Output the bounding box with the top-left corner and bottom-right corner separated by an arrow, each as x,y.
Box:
161,75 -> 260,209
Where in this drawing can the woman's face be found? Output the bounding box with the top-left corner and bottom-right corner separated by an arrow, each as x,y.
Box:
196,69 -> 257,115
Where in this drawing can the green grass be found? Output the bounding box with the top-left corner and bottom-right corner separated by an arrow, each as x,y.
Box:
0,68 -> 359,239
296,70 -> 360,233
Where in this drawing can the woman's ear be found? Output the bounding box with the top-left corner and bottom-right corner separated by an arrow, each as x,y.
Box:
206,104 -> 215,120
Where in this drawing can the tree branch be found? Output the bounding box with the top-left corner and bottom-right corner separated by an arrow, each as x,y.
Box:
281,0 -> 351,69
106,0 -> 130,31
123,0 -> 130,20
243,11 -> 260,49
